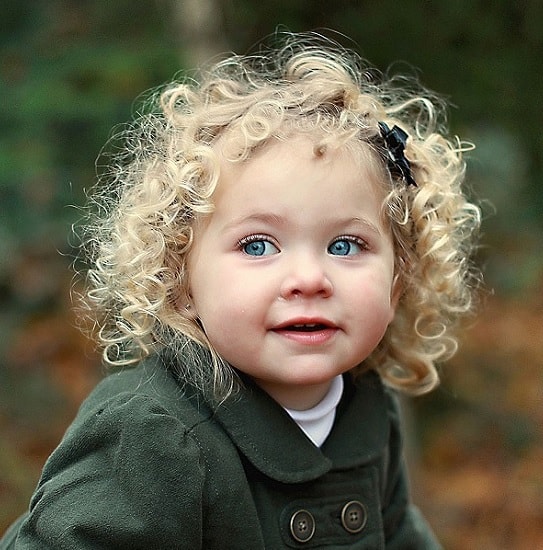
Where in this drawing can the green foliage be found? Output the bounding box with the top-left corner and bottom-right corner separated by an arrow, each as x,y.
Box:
1,0 -> 181,247
0,0 -> 182,375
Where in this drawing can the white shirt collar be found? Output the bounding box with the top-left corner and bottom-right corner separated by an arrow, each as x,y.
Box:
284,375 -> 344,447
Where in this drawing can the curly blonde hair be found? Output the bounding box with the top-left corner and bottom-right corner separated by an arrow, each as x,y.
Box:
82,34 -> 481,398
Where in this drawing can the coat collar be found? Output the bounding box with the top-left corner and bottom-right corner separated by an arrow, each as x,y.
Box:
210,371 -> 390,484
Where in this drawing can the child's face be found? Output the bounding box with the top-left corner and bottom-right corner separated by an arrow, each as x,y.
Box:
188,135 -> 398,409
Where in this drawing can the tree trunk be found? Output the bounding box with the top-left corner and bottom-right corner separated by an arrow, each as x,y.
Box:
173,0 -> 228,68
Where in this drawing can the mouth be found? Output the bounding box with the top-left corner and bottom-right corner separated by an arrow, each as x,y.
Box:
283,323 -> 330,332
271,319 -> 338,345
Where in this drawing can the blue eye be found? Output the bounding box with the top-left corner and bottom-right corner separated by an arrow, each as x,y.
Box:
240,237 -> 279,256
328,238 -> 364,256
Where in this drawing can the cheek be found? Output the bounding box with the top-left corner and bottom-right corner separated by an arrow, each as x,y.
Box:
356,293 -> 396,351
195,296 -> 261,370
351,272 -> 396,322
190,265 -> 254,329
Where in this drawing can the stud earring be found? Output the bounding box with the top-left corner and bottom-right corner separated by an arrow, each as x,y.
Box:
183,302 -> 198,320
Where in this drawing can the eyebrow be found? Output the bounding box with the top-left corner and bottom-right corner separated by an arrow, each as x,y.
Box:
346,217 -> 383,236
221,212 -> 287,232
222,212 -> 383,236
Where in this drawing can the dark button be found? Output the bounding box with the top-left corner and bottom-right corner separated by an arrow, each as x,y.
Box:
340,500 -> 367,534
289,509 -> 315,543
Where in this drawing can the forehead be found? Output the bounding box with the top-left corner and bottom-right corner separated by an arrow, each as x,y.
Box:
214,132 -> 387,200
218,126 -> 383,172
206,134 -> 391,236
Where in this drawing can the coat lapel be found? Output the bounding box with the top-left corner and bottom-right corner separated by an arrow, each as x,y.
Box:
212,377 -> 331,483
211,371 -> 390,484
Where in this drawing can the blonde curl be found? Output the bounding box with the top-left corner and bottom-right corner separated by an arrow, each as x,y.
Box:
80,33 -> 481,398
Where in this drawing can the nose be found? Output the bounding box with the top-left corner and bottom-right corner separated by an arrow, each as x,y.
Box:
279,253 -> 333,300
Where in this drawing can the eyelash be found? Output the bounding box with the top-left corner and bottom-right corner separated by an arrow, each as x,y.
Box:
237,234 -> 274,246
328,235 -> 370,256
332,235 -> 369,249
236,234 -> 279,254
236,234 -> 369,252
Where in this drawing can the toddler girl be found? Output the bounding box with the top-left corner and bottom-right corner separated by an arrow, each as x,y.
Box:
2,33 -> 480,549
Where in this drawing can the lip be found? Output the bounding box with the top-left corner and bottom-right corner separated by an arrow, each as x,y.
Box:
271,317 -> 339,345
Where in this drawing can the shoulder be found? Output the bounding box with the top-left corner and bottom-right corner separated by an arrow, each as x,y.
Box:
32,351 -> 222,502
76,353 -> 211,432
40,356 -> 211,483
349,370 -> 406,463
350,370 -> 404,431
9,355 -> 217,547
344,370 -> 402,440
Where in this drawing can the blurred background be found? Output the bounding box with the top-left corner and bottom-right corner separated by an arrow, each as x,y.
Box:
1,1 -> 542,548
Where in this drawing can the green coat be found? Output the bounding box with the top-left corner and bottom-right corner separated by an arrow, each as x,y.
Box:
1,352 -> 442,549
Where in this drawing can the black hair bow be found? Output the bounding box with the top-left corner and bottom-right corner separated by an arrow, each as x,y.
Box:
378,122 -> 417,187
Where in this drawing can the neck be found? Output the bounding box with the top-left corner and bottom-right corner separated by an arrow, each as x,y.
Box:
255,379 -> 334,410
